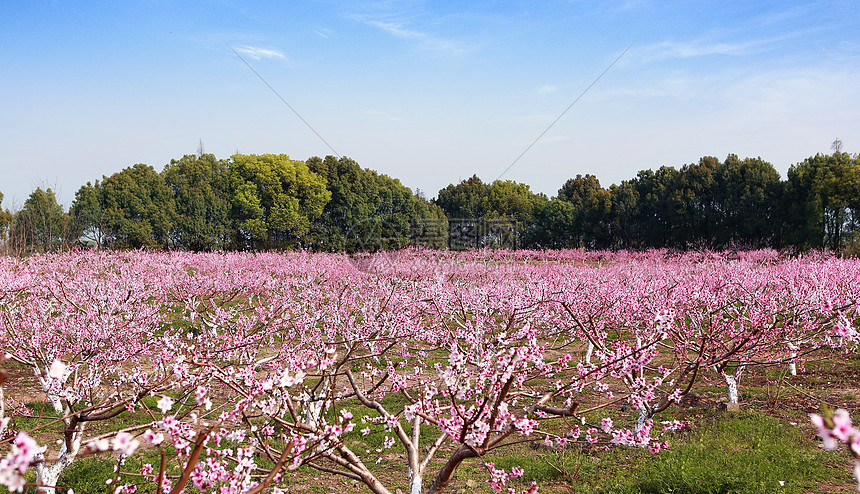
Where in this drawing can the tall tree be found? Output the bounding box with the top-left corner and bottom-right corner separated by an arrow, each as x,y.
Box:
306,155 -> 445,252
556,174 -> 612,248
483,180 -> 546,248
0,191 -> 12,245
69,180 -> 107,248
530,198 -> 580,249
12,187 -> 69,252
101,164 -> 176,249
607,180 -> 640,249
228,154 -> 330,250
163,154 -> 231,251
714,155 -> 781,247
783,152 -> 860,250
631,166 -> 681,248
434,175 -> 489,220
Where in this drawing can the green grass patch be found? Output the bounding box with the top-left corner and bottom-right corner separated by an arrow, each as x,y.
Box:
585,411 -> 844,494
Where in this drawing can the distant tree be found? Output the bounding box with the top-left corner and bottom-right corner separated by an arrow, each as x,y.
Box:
306,155 -> 444,252
69,180 -> 108,248
607,180 -> 639,249
832,138 -> 843,153
434,175 -> 489,220
483,180 -> 545,224
631,166 -> 681,248
12,187 -> 69,252
530,198 -> 580,248
163,154 -> 231,251
714,155 -> 781,247
556,174 -> 612,248
483,180 -> 546,248
228,154 -> 330,250
0,191 -> 12,244
101,164 -> 176,249
783,152 -> 860,250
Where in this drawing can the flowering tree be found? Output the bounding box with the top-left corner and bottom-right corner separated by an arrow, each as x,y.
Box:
0,249 -> 858,493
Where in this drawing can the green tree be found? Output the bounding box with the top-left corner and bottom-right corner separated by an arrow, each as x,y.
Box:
0,192 -> 12,245
163,154 -> 231,251
100,164 -> 176,249
228,154 -> 330,250
555,174 -> 612,248
482,180 -> 546,248
434,175 -> 489,220
12,187 -> 69,252
530,198 -> 580,249
669,157 -> 720,248
631,166 -> 681,248
607,180 -> 640,249
782,152 -> 860,250
69,180 -> 107,248
306,156 -> 444,252
714,155 -> 781,247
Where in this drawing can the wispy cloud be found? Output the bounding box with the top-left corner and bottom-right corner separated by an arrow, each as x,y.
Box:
638,37 -> 774,62
236,45 -> 286,61
537,85 -> 557,95
314,27 -> 334,39
368,20 -> 423,40
366,19 -> 466,55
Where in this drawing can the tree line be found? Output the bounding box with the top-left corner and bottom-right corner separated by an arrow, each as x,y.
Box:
437,151 -> 860,252
0,149 -> 858,253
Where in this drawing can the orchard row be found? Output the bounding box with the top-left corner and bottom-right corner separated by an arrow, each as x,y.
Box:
1,248 -> 858,493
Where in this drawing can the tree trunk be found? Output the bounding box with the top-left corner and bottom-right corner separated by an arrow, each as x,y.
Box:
787,342 -> 797,376
634,406 -> 651,434
723,365 -> 745,406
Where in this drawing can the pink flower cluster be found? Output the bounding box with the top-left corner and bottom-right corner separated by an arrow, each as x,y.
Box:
810,409 -> 860,489
0,433 -> 41,492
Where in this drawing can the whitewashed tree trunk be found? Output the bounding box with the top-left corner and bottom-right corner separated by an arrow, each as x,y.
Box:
722,365 -> 745,405
585,341 -> 594,364
787,342 -> 798,376
408,415 -> 423,494
34,364 -> 84,494
634,406 -> 651,434
34,431 -> 83,494
409,469 -> 423,494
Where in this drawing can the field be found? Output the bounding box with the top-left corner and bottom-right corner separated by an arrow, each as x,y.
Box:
1,248 -> 859,494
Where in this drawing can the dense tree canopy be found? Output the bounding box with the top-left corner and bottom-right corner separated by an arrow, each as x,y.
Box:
100,164 -> 177,249
3,149 -> 859,254
163,154 -> 231,251
228,154 -> 330,250
305,155 -> 444,252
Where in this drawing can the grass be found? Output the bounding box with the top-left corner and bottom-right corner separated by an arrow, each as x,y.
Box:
584,411 -> 847,494
3,407 -> 852,494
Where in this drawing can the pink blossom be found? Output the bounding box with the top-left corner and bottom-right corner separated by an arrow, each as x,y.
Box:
156,396 -> 175,414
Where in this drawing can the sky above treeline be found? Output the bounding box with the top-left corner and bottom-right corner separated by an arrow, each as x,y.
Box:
1,1 -> 858,209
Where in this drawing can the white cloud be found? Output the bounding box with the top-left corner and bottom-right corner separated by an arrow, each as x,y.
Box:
365,19 -> 466,55
315,27 -> 334,39
368,20 -> 425,40
537,85 -> 557,95
236,45 -> 286,61
638,38 -> 773,62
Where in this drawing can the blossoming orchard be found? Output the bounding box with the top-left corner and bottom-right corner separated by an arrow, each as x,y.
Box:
0,248 -> 859,493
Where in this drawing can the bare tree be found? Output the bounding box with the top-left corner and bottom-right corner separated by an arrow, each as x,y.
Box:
832,138 -> 844,153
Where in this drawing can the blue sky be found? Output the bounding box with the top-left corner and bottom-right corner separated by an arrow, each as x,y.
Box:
1,0 -> 858,209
